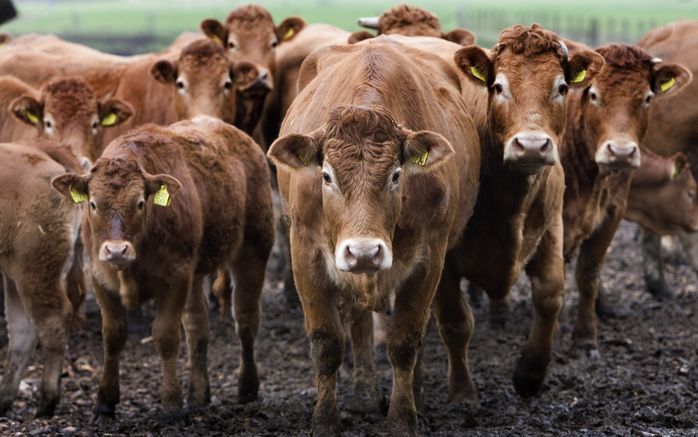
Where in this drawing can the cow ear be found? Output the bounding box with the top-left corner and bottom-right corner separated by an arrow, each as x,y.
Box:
51,173 -> 89,204
348,31 -> 374,44
11,95 -> 43,127
651,63 -> 692,97
151,60 -> 178,85
144,173 -> 182,206
454,46 -> 492,87
672,153 -> 689,178
402,130 -> 454,171
98,99 -> 133,127
200,19 -> 227,46
442,29 -> 476,46
277,17 -> 305,43
566,49 -> 604,88
268,133 -> 321,170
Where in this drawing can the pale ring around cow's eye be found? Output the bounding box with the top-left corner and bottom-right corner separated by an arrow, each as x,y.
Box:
322,171 -> 332,184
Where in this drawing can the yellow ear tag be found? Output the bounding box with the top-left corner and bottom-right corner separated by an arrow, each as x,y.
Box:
152,184 -> 171,207
70,188 -> 88,204
297,152 -> 310,166
470,66 -> 486,82
410,150 -> 429,166
283,27 -> 295,41
571,69 -> 587,84
100,112 -> 118,127
660,77 -> 676,93
24,110 -> 40,126
211,35 -> 223,45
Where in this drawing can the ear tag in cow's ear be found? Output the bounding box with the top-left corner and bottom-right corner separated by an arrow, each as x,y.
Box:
24,110 -> 40,126
410,149 -> 429,166
297,152 -> 311,167
70,188 -> 88,204
211,35 -> 223,45
283,28 -> 295,41
153,184 -> 171,207
100,112 -> 118,127
660,77 -> 676,93
571,69 -> 587,84
470,66 -> 486,82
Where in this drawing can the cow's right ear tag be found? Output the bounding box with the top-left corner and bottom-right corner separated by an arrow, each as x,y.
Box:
297,152 -> 311,166
470,66 -> 486,82
70,188 -> 88,204
24,110 -> 40,126
152,184 -> 171,207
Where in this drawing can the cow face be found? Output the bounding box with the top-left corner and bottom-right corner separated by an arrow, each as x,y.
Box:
268,106 -> 453,274
200,5 -> 305,94
151,39 -> 258,124
51,158 -> 181,270
455,24 -> 604,174
582,45 -> 692,171
11,77 -> 132,164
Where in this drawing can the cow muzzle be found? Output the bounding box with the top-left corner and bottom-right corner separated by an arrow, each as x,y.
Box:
503,132 -> 558,173
335,238 -> 392,273
595,140 -> 641,169
99,240 -> 136,269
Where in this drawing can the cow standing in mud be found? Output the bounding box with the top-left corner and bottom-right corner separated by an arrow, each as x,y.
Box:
51,119 -> 274,420
268,39 -> 480,435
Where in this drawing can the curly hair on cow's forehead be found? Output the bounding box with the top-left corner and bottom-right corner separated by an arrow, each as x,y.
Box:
595,44 -> 654,69
42,76 -> 95,96
226,4 -> 273,26
494,24 -> 565,59
379,5 -> 440,32
180,39 -> 226,64
324,105 -> 401,144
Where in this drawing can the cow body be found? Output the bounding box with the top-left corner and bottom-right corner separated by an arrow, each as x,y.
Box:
52,119 -> 274,418
268,39 -> 479,435
0,142 -> 82,417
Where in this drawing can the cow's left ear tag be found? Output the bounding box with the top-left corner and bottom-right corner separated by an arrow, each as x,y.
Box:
470,66 -> 486,82
297,153 -> 310,166
571,69 -> 587,84
410,149 -> 429,166
660,77 -> 676,93
283,28 -> 295,41
24,110 -> 40,126
100,112 -> 118,127
212,35 -> 223,45
152,184 -> 171,207
70,188 -> 88,204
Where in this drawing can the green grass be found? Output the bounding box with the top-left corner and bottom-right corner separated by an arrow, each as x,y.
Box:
2,0 -> 698,53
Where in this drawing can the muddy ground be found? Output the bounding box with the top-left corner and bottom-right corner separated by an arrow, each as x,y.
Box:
1,221 -> 697,436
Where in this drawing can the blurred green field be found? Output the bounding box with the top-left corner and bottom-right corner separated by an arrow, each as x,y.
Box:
2,0 -> 698,53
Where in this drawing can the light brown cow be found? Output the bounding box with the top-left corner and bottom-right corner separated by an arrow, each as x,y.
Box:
200,4 -> 305,134
349,4 -> 476,45
0,141 -> 82,417
637,20 -> 698,298
268,38 -> 479,435
0,75 -> 132,162
51,119 -> 274,420
436,25 -> 603,401
561,44 -> 691,354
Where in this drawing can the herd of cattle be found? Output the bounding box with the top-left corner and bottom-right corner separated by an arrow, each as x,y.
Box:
0,4 -> 697,436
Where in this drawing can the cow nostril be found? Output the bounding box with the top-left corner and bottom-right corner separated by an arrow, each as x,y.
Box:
606,143 -> 615,156
628,146 -> 637,158
120,246 -> 128,255
512,138 -> 525,152
540,138 -> 550,153
373,245 -> 383,265
260,71 -> 269,80
105,246 -> 112,255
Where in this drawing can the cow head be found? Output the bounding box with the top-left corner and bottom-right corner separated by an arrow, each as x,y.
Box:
200,5 -> 305,94
10,77 -> 132,164
269,106 -> 453,274
51,157 -> 181,270
578,44 -> 692,171
628,153 -> 698,234
351,5 -> 475,45
455,24 -> 604,174
151,39 -> 258,124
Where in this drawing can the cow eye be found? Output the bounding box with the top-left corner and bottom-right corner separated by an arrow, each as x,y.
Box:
89,200 -> 97,211
228,41 -> 235,49
91,120 -> 99,130
271,40 -> 278,48
492,83 -> 504,94
391,169 -> 401,184
223,80 -> 233,90
644,94 -> 654,105
322,171 -> 332,184
589,90 -> 598,102
558,83 -> 569,96
137,199 -> 145,210
176,80 -> 185,90
45,120 -> 52,128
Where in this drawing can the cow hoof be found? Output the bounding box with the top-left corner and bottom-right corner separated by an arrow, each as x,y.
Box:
90,403 -> 116,426
350,380 -> 382,414
646,278 -> 674,301
571,338 -> 600,360
238,373 -> 259,403
448,387 -> 479,408
387,417 -> 418,437
159,408 -> 189,424
35,395 -> 58,418
512,356 -> 546,398
0,398 -> 13,416
312,414 -> 341,437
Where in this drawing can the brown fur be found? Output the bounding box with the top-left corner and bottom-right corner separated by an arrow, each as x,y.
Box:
51,119 -> 274,418
269,40 -> 479,434
0,141 -> 82,417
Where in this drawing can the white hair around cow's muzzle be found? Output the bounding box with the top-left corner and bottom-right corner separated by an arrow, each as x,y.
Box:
335,238 -> 392,273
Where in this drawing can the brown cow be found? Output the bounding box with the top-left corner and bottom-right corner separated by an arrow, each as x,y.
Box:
51,119 -> 274,419
637,21 -> 698,298
561,44 -> 691,354
0,141 -> 82,417
200,4 -> 305,134
268,39 -> 480,435
0,75 -> 132,162
436,25 -> 603,401
350,4 -> 476,45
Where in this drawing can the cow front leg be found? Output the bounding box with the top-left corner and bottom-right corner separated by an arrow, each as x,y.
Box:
348,306 -> 381,414
92,282 -> 127,420
641,228 -> 673,300
182,275 -> 210,408
515,219 -> 564,398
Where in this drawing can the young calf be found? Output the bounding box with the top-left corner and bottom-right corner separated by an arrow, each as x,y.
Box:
268,40 -> 480,435
439,24 -> 603,400
0,141 -> 82,417
561,44 -> 691,354
52,119 -> 274,419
